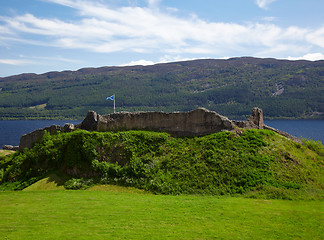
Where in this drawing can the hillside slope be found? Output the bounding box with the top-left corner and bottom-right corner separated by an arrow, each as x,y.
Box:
0,57 -> 323,119
1,129 -> 323,199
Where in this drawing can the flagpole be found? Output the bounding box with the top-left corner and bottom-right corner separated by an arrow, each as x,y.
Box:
113,94 -> 116,113
106,94 -> 116,113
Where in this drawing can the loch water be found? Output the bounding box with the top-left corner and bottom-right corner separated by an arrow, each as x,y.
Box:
0,120 -> 81,149
264,119 -> 323,143
0,119 -> 323,149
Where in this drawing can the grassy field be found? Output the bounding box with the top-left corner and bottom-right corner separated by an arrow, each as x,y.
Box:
1,131 -> 323,239
0,150 -> 15,157
0,187 -> 323,239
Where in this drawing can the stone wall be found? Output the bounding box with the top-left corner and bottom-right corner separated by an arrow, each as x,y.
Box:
81,107 -> 299,143
18,107 -> 301,150
19,123 -> 75,150
92,108 -> 236,137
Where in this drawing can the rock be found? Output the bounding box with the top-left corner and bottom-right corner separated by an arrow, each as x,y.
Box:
233,107 -> 265,129
80,110 -> 99,131
96,107 -> 235,137
63,123 -> 76,132
2,145 -> 19,151
248,107 -> 264,129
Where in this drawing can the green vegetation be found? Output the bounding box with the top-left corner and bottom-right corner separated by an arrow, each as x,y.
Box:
28,103 -> 47,110
0,57 -> 323,119
1,129 -> 323,239
0,190 -> 323,239
1,129 -> 323,199
0,150 -> 15,157
22,174 -> 65,191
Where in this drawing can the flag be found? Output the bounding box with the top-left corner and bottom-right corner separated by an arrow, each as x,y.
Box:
106,95 -> 114,101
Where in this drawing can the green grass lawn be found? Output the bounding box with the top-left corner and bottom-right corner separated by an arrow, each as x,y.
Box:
0,188 -> 323,240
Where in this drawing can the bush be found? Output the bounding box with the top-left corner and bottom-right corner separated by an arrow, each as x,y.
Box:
1,129 -> 323,199
302,138 -> 324,157
64,178 -> 94,190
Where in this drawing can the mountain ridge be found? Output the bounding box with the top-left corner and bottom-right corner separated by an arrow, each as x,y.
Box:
2,57 -> 324,78
0,57 -> 323,119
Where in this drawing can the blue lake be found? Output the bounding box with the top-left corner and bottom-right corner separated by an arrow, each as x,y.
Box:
0,119 -> 323,149
264,119 -> 323,143
0,120 -> 81,148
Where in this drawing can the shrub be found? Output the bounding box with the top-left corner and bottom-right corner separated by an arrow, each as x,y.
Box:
64,178 -> 94,190
302,138 -> 324,157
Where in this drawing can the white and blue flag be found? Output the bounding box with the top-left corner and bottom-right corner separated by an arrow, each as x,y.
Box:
106,94 -> 116,113
106,95 -> 114,101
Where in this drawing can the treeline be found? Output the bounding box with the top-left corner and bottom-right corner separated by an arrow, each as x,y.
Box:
0,57 -> 323,119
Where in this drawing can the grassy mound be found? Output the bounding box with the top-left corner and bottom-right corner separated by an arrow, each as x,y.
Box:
0,129 -> 323,199
22,174 -> 65,191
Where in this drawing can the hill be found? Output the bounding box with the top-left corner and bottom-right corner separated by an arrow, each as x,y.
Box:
0,57 -> 323,119
1,129 -> 323,199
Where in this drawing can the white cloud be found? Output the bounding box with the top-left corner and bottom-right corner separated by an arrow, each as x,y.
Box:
0,0 -> 323,60
306,26 -> 324,48
0,55 -> 80,66
121,56 -> 204,67
0,25 -> 12,34
0,59 -> 36,65
36,55 -> 82,63
159,55 -> 199,63
262,16 -> 277,22
255,0 -> 277,10
288,53 -> 324,61
120,59 -> 155,66
147,0 -> 161,8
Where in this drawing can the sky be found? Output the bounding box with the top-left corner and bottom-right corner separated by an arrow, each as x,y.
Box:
0,0 -> 324,77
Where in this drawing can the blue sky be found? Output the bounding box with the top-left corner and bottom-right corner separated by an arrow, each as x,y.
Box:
0,0 -> 324,77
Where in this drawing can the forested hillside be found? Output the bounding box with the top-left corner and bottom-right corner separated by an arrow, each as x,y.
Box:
0,57 -> 323,119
